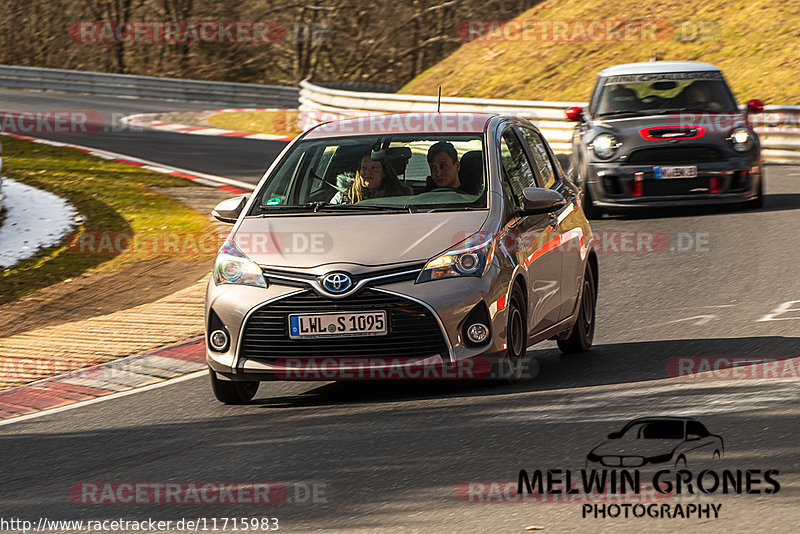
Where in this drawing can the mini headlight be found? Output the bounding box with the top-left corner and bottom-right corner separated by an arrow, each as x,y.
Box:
213,240 -> 268,288
417,232 -> 494,283
591,133 -> 621,159
730,128 -> 754,152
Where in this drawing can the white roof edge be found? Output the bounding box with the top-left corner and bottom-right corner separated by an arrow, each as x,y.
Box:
598,61 -> 722,76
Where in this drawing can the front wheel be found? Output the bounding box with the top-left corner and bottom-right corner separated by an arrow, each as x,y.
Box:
492,285 -> 528,384
748,175 -> 764,209
558,265 -> 597,354
209,368 -> 259,404
581,185 -> 603,220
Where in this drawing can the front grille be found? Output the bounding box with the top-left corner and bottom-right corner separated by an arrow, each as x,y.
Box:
240,289 -> 448,360
626,146 -> 724,165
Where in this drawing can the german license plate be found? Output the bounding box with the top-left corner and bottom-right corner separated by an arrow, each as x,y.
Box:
655,165 -> 698,179
288,311 -> 387,339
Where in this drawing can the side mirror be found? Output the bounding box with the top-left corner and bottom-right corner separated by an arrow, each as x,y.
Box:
519,187 -> 567,215
607,432 -> 622,440
746,99 -> 764,114
212,195 -> 249,224
687,433 -> 701,441
565,106 -> 584,122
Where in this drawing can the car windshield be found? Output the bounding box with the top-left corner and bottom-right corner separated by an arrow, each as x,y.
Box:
250,134 -> 487,215
624,421 -> 685,440
595,71 -> 738,117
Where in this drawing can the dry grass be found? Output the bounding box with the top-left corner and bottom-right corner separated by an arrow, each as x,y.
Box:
401,0 -> 800,104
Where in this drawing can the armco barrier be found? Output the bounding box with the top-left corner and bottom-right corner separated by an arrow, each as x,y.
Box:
298,80 -> 800,163
0,65 -> 299,108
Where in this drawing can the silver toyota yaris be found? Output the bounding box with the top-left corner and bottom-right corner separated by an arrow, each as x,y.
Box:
205,112 -> 598,403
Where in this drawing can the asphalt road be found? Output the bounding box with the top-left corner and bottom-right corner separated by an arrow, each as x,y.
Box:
1,89 -> 799,533
0,88 -> 284,182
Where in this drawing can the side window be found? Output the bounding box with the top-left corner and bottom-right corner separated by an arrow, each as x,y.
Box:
686,421 -> 710,438
518,128 -> 556,189
499,128 -> 537,207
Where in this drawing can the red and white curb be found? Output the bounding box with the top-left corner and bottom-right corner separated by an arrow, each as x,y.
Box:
121,108 -> 296,141
0,132 -> 255,194
0,337 -> 207,423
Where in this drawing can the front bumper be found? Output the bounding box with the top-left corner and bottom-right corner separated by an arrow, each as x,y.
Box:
205,267 -> 510,381
585,157 -> 760,209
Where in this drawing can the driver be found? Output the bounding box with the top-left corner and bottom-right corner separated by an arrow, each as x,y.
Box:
681,82 -> 721,110
427,141 -> 463,190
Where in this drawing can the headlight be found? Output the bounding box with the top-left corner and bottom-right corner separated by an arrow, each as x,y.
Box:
730,127 -> 754,152
213,240 -> 268,288
417,232 -> 494,283
591,133 -> 621,159
646,453 -> 674,464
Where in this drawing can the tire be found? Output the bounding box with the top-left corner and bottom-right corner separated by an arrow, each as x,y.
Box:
576,162 -> 602,219
749,175 -> 764,209
492,285 -> 528,384
558,265 -> 597,354
581,185 -> 603,220
209,368 -> 259,404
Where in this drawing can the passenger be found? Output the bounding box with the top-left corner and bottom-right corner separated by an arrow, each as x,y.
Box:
330,152 -> 412,204
427,141 -> 464,191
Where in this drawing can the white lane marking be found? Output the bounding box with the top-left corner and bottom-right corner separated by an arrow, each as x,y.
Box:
663,315 -> 716,326
627,314 -> 717,331
0,370 -> 207,427
758,300 -> 800,321
488,382 -> 800,423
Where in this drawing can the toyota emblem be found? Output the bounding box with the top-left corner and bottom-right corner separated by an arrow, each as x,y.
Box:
322,272 -> 353,294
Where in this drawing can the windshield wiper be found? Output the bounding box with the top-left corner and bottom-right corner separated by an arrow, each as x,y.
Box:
318,203 -> 416,213
423,206 -> 481,212
257,202 -> 415,214
596,111 -> 649,118
651,107 -> 734,115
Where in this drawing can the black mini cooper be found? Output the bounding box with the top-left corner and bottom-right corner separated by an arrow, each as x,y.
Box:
566,61 -> 764,218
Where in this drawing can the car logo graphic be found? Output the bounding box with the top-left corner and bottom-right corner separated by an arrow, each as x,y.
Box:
322,273 -> 353,294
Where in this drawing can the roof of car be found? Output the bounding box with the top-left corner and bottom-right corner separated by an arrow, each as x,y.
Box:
598,61 -> 721,77
302,112 -> 495,139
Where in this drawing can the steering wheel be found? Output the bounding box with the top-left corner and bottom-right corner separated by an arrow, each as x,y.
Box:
431,187 -> 461,193
641,95 -> 665,105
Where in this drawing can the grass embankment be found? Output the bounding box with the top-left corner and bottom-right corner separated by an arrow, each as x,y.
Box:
0,136 -> 217,304
401,0 -> 800,104
207,109 -> 302,136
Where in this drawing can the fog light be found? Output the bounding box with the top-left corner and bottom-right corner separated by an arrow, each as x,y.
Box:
467,323 -> 489,344
209,329 -> 229,351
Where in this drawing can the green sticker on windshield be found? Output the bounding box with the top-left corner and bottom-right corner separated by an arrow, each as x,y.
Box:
266,197 -> 282,205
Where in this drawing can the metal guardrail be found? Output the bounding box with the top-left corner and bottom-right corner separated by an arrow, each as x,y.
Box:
298,80 -> 800,163
0,65 -> 299,108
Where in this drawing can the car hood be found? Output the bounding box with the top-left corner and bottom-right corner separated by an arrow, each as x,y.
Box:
232,211 -> 490,269
593,112 -> 748,141
591,437 -> 683,458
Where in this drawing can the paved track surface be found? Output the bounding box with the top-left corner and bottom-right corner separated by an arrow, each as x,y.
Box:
1,89 -> 799,533
0,89 -> 284,183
